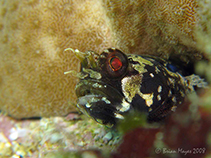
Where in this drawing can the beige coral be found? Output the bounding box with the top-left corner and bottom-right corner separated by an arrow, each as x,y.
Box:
0,0 -> 206,118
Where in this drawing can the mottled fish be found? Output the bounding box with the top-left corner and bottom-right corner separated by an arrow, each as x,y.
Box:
65,48 -> 207,127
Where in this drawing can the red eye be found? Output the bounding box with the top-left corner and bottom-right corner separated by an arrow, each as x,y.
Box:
99,48 -> 128,79
109,56 -> 122,71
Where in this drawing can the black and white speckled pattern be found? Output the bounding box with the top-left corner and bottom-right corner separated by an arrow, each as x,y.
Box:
71,48 -> 206,127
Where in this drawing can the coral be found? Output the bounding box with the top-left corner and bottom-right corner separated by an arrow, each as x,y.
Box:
0,0 -> 115,118
104,0 -> 200,59
0,0 -> 208,118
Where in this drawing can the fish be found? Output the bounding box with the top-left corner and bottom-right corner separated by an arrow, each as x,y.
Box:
65,48 -> 207,127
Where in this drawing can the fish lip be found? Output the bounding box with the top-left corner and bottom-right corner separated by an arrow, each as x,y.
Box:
75,79 -> 124,104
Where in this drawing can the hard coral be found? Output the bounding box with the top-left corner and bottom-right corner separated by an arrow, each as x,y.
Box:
0,0 -> 207,118
104,0 -> 200,60
0,0 -> 114,118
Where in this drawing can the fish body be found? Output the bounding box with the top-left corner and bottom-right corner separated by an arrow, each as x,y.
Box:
66,48 -> 206,127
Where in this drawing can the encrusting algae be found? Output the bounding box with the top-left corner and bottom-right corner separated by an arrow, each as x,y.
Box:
0,113 -> 120,157
0,0 -> 210,118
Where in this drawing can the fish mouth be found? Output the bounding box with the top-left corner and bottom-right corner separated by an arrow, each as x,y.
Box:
75,79 -> 124,103
75,79 -> 126,125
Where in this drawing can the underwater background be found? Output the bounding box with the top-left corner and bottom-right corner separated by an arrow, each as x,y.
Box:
0,0 -> 210,157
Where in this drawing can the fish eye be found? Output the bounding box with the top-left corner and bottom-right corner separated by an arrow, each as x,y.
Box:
101,48 -> 128,78
109,56 -> 123,71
